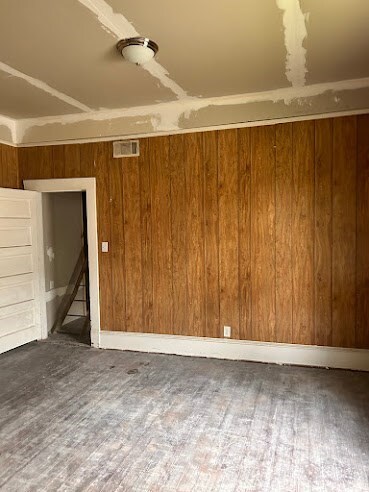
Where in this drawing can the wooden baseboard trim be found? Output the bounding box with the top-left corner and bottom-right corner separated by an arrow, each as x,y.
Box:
99,331 -> 369,372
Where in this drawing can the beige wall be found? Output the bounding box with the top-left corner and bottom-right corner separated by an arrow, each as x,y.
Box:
42,192 -> 83,330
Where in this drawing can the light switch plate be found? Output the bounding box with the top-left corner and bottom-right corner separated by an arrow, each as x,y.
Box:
101,241 -> 109,253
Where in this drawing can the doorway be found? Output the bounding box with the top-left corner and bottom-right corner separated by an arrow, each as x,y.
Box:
24,178 -> 100,348
42,191 -> 90,344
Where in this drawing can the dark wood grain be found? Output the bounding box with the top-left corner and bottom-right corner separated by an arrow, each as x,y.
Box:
14,115 -> 369,349
251,126 -> 276,342
122,156 -> 143,332
275,123 -> 293,344
314,119 -> 333,346
356,115 -> 369,349
218,129 -> 240,339
203,131 -> 220,338
332,117 -> 357,348
238,128 -> 252,341
170,134 -> 188,336
292,121 -> 315,345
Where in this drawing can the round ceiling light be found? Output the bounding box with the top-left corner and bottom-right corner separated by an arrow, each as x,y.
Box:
117,37 -> 159,65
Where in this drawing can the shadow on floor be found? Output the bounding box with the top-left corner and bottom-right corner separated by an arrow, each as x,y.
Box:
48,317 -> 90,346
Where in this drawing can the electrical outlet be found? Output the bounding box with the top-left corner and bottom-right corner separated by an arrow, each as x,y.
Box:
101,241 -> 109,253
224,325 -> 231,338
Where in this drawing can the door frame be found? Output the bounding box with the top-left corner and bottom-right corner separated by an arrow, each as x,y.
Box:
24,178 -> 101,348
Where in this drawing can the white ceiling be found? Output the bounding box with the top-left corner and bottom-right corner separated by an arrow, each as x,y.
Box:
0,0 -> 368,145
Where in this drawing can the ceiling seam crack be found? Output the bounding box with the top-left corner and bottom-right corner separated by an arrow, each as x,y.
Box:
276,0 -> 308,88
0,61 -> 92,113
77,0 -> 190,100
13,76 -> 369,143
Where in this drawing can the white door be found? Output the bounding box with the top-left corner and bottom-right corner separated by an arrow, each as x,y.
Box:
0,187 -> 46,355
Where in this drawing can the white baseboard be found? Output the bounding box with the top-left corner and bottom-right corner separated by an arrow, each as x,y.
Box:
99,331 -> 369,372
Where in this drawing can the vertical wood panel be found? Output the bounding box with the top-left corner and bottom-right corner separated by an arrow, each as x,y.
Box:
218,130 -> 240,339
0,144 -> 19,188
18,147 -> 44,180
95,142 -> 113,331
151,137 -> 172,334
275,123 -> 293,343
80,143 -> 96,177
52,145 -> 66,178
356,115 -> 369,349
332,117 -> 357,348
251,126 -> 276,342
314,119 -> 333,346
15,115 -> 368,349
37,146 -> 53,179
170,134 -> 188,336
203,131 -> 220,338
110,158 -> 126,332
238,128 -> 252,341
185,133 -> 205,337
292,121 -> 315,345
122,157 -> 143,332
64,144 -> 81,177
139,139 -> 154,333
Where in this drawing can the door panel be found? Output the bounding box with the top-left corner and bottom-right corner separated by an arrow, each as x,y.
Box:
0,188 -> 45,354
0,227 -> 31,247
0,301 -> 35,337
0,251 -> 33,278
0,197 -> 31,218
0,275 -> 34,308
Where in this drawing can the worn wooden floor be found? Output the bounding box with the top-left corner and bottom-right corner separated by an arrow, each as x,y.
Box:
0,339 -> 369,492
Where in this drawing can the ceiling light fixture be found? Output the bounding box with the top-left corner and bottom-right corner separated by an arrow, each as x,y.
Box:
117,37 -> 159,65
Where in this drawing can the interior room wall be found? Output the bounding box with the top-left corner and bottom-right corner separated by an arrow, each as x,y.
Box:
16,114 -> 369,349
0,143 -> 19,188
42,192 -> 83,331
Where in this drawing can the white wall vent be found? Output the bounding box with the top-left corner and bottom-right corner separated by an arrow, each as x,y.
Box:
113,140 -> 140,158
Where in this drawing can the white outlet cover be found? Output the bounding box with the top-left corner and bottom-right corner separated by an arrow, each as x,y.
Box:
101,241 -> 109,253
224,325 -> 231,338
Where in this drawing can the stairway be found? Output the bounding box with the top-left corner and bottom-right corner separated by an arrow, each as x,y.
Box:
63,277 -> 87,327
51,248 -> 90,337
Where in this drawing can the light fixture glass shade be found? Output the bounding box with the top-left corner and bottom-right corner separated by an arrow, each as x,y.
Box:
117,37 -> 159,65
121,44 -> 155,65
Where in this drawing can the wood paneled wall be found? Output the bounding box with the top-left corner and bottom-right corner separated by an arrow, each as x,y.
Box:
0,143 -> 19,188
17,115 -> 369,348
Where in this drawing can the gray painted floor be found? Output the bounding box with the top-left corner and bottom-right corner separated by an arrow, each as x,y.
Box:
0,340 -> 368,492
